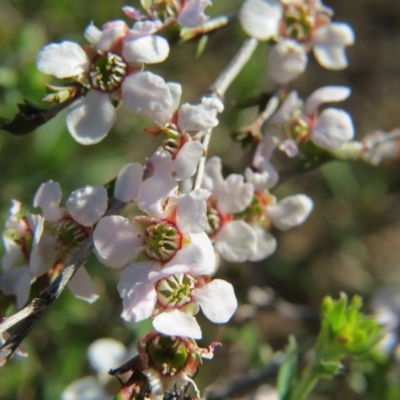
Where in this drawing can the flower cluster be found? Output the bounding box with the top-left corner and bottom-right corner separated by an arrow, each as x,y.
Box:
239,0 -> 354,83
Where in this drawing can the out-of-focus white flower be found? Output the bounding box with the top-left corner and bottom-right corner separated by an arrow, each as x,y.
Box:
37,20 -> 170,144
177,0 -> 212,28
239,0 -> 354,82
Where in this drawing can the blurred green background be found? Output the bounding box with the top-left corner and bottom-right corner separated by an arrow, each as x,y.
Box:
1,0 -> 400,399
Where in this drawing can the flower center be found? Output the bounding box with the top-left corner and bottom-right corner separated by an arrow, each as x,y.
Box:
156,274 -> 195,308
289,113 -> 309,142
147,335 -> 189,376
54,217 -> 90,252
6,217 -> 33,261
144,220 -> 182,262
235,192 -> 275,228
89,52 -> 127,92
205,207 -> 222,236
281,4 -> 316,42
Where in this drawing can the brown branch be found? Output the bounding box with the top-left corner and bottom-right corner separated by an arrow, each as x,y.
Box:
0,199 -> 124,370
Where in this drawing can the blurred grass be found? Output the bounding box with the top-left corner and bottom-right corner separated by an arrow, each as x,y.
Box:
1,0 -> 400,399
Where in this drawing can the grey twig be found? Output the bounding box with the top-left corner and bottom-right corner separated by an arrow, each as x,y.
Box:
0,199 -> 124,370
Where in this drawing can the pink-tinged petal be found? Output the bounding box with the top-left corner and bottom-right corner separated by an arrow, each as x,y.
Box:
249,227 -> 277,261
278,139 -> 299,158
313,23 -> 354,70
177,0 -> 211,28
253,136 -> 279,189
167,82 -> 182,114
311,108 -> 354,150
195,279 -> 237,323
153,309 -> 202,339
36,41 -> 89,78
93,216 -> 142,268
177,97 -> 223,132
177,189 -> 210,233
202,156 -> 224,192
83,23 -> 102,45
306,86 -> 351,115
268,41 -> 308,84
146,150 -> 174,175
137,173 -> 177,218
96,21 -> 129,52
122,6 -> 143,20
67,91 -> 116,145
118,262 -> 159,294
29,233 -> 58,276
216,174 -> 254,214
0,267 -> 31,309
61,377 -> 110,400
122,72 -> 175,126
270,91 -> 299,124
268,195 -> 313,231
87,338 -> 126,374
66,186 -> 108,226
129,20 -> 163,37
68,267 -> 99,303
33,180 -> 63,221
173,141 -> 204,181
123,34 -> 170,63
214,220 -> 257,262
239,0 -> 282,41
2,238 -> 24,272
114,163 -> 144,202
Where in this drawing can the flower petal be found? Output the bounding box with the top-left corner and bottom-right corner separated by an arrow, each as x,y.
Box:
239,0 -> 282,41
176,189 -> 210,233
306,86 -> 351,115
153,309 -> 202,339
177,0 -> 211,28
123,34 -> 170,63
202,156 -> 224,192
0,267 -> 31,309
87,338 -> 126,374
214,220 -> 257,262
249,227 -> 277,261
114,163 -> 144,202
36,41 -> 89,78
311,108 -> 354,150
195,279 -> 237,323
33,180 -> 63,221
93,216 -> 142,268
68,267 -> 99,303
61,377 -> 110,400
173,141 -> 204,181
67,91 -> 117,145
66,186 -> 108,226
268,40 -> 308,84
268,195 -> 313,231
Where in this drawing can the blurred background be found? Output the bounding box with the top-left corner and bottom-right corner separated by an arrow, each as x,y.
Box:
1,0 -> 400,399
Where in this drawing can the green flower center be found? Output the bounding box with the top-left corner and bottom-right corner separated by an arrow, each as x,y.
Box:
55,217 -> 89,252
205,207 -> 221,236
157,274 -> 195,308
147,335 -> 189,376
89,52 -> 127,92
144,220 -> 182,262
281,4 -> 316,42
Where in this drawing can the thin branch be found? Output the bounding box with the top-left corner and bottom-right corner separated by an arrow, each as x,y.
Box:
193,37 -> 258,190
0,199 -> 124,370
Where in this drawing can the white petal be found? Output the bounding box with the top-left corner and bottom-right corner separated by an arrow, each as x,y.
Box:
268,41 -> 308,84
214,220 -> 257,262
268,195 -> 313,231
278,139 -> 299,158
137,173 -> 177,218
249,227 -> 277,261
93,216 -> 142,268
239,0 -> 282,41
114,163 -> 144,202
146,150 -> 174,175
87,338 -> 126,373
96,21 -> 129,52
30,233 -> 59,276
83,23 -> 102,45
153,309 -> 202,339
176,189 -> 210,233
66,186 -> 108,226
173,141 -> 204,181
129,20 -> 163,36
313,23 -> 354,70
216,174 -> 254,214
253,135 -> 279,189
177,0 -> 211,28
202,156 -> 224,192
67,91 -> 117,145
36,41 -> 89,78
61,377 -> 110,400
68,267 -> 99,303
122,72 -> 175,126
306,86 -> 351,115
0,267 -> 31,309
195,279 -> 237,323
123,34 -> 170,63
177,97 -> 223,132
270,91 -> 300,124
33,180 -> 62,221
244,168 -> 269,193
2,238 -> 24,272
311,108 -> 354,150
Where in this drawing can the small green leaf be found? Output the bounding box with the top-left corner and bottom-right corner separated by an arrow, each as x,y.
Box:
278,335 -> 298,400
196,35 -> 209,58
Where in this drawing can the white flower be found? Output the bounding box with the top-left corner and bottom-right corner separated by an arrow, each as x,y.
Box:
37,20 -> 170,144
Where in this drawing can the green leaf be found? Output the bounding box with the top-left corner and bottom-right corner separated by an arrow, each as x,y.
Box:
278,335 -> 298,400
196,35 -> 209,58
